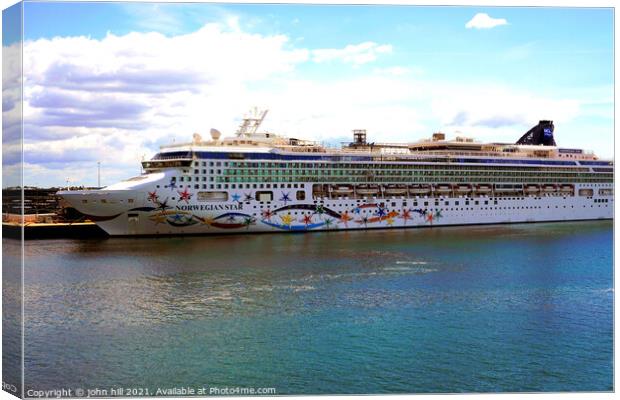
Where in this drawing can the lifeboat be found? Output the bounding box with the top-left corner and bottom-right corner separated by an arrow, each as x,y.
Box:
542,184 -> 558,193
475,184 -> 492,193
560,184 -> 574,193
455,184 -> 472,193
433,184 -> 452,194
408,184 -> 431,195
385,184 -> 408,195
331,185 -> 354,195
356,184 -> 380,196
525,184 -> 540,193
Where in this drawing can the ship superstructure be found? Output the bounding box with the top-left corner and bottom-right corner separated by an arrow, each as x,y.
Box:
59,110 -> 613,236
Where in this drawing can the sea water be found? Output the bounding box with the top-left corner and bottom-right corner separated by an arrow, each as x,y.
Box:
6,221 -> 613,394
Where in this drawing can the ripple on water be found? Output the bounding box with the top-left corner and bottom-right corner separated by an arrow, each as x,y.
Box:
395,260 -> 429,265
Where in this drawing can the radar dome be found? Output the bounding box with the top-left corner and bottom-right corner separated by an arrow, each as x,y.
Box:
192,133 -> 202,143
210,128 -> 222,141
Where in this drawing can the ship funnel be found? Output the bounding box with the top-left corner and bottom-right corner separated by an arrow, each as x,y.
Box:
516,120 -> 555,146
210,128 -> 222,141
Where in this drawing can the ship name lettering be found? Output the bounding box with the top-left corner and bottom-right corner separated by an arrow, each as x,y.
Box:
176,204 -> 242,211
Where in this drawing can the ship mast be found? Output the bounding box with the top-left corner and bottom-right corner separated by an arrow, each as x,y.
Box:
236,107 -> 268,137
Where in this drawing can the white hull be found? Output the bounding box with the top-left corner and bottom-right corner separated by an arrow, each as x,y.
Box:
60,183 -> 613,236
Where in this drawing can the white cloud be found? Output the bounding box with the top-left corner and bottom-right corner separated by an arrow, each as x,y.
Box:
311,41 -> 393,65
430,84 -> 580,131
465,13 -> 508,29
15,21 -> 312,186
233,76 -> 589,152
2,41 -> 23,189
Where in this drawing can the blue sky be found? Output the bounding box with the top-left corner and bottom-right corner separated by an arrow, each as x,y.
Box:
21,4 -> 613,87
1,2 -> 614,187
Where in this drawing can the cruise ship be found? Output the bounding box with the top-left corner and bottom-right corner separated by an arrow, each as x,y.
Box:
58,109 -> 613,236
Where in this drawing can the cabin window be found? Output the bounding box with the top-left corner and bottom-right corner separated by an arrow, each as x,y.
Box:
297,191 -> 305,200
81,200 -> 88,204
128,199 -> 134,203
100,199 -> 107,204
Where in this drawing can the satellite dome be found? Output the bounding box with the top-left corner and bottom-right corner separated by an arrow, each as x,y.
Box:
210,128 -> 222,141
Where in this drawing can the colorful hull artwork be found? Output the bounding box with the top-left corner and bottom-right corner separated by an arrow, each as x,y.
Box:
145,209 -> 256,229
128,199 -> 443,232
